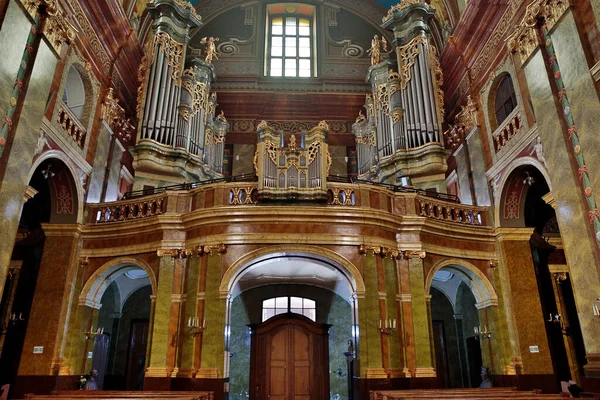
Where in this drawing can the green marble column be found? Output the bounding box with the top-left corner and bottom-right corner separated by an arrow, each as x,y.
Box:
200,253 -> 226,377
384,257 -> 403,373
179,255 -> 201,376
408,255 -> 435,377
146,256 -> 175,378
358,253 -> 383,378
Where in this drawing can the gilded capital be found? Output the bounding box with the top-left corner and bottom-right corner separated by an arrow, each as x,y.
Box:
359,244 -> 382,256
203,244 -> 227,255
404,250 -> 426,259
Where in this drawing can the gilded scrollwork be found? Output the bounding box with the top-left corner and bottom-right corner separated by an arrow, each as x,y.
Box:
172,0 -> 201,21
181,67 -> 208,119
205,127 -> 225,146
382,0 -> 430,22
155,31 -> 185,86
397,34 -> 428,90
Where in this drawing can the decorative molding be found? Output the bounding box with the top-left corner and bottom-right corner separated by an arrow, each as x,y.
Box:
231,119 -> 348,134
203,244 -> 227,255
404,250 -> 426,259
358,244 -> 382,256
591,60 -> 600,84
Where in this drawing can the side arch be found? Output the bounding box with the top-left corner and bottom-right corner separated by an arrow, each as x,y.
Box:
29,150 -> 86,224
494,156 -> 552,228
219,244 -> 366,299
78,257 -> 157,309
425,258 -> 498,309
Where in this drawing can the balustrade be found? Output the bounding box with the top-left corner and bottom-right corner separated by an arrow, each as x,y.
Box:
493,108 -> 523,153
416,197 -> 486,225
56,102 -> 86,148
88,194 -> 167,223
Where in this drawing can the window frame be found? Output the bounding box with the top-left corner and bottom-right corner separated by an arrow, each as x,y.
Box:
494,74 -> 518,126
266,13 -> 314,79
261,296 -> 316,322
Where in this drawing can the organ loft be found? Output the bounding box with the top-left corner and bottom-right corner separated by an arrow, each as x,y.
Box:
1,0 -> 600,399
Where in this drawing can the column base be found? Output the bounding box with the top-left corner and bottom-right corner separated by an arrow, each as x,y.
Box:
414,367 -> 436,378
584,353 -> 600,378
365,368 -> 388,379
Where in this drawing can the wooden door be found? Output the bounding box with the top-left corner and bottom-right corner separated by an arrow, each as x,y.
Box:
92,333 -> 110,390
125,319 -> 149,390
250,313 -> 329,400
432,321 -> 450,388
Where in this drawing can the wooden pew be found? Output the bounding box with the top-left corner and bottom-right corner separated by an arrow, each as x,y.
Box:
25,391 -> 214,400
369,388 -> 573,400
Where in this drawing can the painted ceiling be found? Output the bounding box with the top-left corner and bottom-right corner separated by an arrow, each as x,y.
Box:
189,0 -> 395,10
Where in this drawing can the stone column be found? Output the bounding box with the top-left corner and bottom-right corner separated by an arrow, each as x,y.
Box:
16,224 -> 82,380
199,247 -> 227,381
398,256 -> 415,377
509,5 -> 600,381
496,228 -> 553,378
138,0 -> 201,146
0,0 -> 73,297
406,251 -> 435,378
358,248 -> 385,379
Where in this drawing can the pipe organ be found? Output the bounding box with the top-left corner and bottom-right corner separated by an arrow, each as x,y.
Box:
134,0 -> 227,187
255,121 -> 331,201
353,0 -> 447,188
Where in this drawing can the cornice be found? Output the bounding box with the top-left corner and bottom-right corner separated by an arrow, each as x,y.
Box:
494,227 -> 535,241
42,223 -> 84,237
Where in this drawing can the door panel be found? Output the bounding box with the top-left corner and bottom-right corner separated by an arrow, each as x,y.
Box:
250,314 -> 329,400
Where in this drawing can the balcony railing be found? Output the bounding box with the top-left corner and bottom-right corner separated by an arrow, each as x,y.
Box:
416,197 -> 486,226
56,102 -> 86,149
88,193 -> 167,223
492,108 -> 523,154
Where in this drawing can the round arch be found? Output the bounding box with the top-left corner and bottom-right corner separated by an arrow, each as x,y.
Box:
425,258 -> 498,309
79,257 -> 157,309
494,156 -> 552,228
219,245 -> 366,299
29,150 -> 86,224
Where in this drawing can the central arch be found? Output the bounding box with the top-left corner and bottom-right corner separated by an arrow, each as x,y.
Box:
220,244 -> 365,299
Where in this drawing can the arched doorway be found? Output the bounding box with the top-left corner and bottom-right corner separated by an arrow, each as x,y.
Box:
223,249 -> 362,400
79,261 -> 156,390
426,261 -> 498,389
0,158 -> 80,389
430,269 -> 482,388
499,164 -> 586,385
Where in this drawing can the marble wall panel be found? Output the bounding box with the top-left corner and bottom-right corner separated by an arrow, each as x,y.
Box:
200,254 -> 226,374
467,130 -> 492,206
384,258 -> 402,371
0,39 -> 57,294
148,257 -> 174,372
105,141 -> 124,201
87,126 -> 111,203
409,258 -> 433,370
231,144 -> 254,176
454,145 -> 473,205
524,49 -> 600,355
360,254 -> 382,374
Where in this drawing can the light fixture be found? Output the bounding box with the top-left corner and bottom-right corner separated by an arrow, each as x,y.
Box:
378,318 -> 397,335
41,164 -> 55,179
85,326 -> 104,340
547,313 -> 571,336
593,298 -> 600,319
489,259 -> 497,269
523,171 -> 535,186
474,325 -> 492,339
188,316 -> 206,336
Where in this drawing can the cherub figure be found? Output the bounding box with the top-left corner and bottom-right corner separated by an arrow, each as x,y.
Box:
200,37 -> 220,64
367,35 -> 382,65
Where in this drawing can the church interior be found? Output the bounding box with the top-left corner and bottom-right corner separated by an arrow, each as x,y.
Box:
1,0 -> 600,399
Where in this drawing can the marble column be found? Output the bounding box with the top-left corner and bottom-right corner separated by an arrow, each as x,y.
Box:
407,252 -> 435,378
398,256 -> 415,377
17,224 -> 82,377
517,11 -> 600,378
359,252 -> 385,379
496,228 -> 553,376
0,0 -> 62,299
384,256 -> 404,377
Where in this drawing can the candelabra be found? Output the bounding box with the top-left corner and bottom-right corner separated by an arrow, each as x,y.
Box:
378,318 -> 397,335
547,313 -> 571,336
85,326 -> 104,340
593,298 -> 600,319
188,316 -> 205,336
474,325 -> 492,339
0,312 -> 25,335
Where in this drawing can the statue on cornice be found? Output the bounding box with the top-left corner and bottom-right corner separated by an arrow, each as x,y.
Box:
368,35 -> 383,65
200,37 -> 220,64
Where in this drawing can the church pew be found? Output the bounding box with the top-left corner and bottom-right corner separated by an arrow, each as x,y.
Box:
369,388 -> 569,400
25,391 -> 214,400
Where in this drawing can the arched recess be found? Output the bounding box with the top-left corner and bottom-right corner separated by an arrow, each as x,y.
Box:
29,150 -> 85,224
79,257 -> 157,309
219,244 -> 366,299
425,258 -> 498,309
61,63 -> 94,126
494,157 -> 553,229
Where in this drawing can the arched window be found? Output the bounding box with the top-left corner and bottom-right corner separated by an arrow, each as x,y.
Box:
494,74 -> 517,126
262,296 -> 316,321
62,66 -> 86,120
266,4 -> 315,78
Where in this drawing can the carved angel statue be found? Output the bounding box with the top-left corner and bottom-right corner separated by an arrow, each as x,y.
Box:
355,110 -> 366,123
367,35 -> 382,65
200,37 -> 220,64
